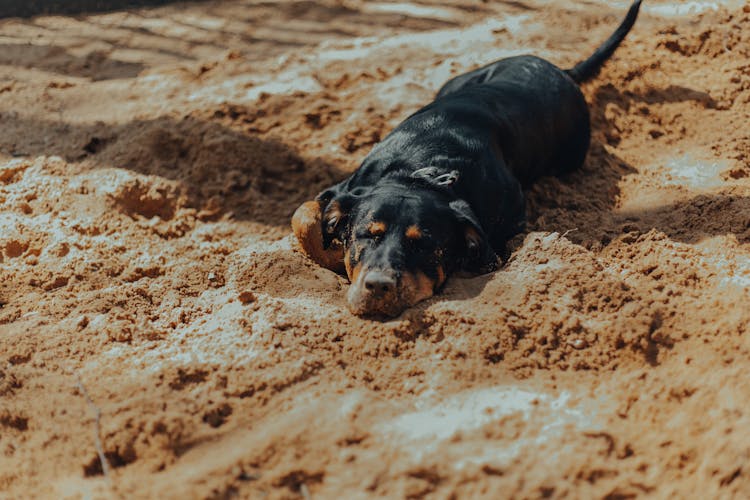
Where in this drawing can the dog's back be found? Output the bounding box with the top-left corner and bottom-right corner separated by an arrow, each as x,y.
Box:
433,55 -> 590,186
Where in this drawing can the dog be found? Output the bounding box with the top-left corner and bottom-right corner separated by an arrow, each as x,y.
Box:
292,1 -> 642,317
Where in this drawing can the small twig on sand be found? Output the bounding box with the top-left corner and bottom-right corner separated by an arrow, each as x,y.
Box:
76,376 -> 111,479
562,228 -> 579,238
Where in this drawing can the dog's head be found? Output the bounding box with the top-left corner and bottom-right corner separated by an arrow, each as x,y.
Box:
298,168 -> 497,317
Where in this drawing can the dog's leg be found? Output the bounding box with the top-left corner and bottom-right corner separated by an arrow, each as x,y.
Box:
292,200 -> 345,274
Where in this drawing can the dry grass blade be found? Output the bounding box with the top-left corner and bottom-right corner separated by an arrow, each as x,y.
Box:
76,376 -> 111,479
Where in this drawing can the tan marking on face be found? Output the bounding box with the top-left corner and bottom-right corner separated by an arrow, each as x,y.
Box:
351,262 -> 363,284
416,271 -> 436,297
435,265 -> 446,288
292,200 -> 344,274
344,247 -> 363,284
401,270 -> 437,306
405,225 -> 423,240
344,248 -> 353,278
345,248 -> 371,315
368,221 -> 387,236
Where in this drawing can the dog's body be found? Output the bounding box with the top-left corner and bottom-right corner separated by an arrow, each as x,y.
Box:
343,55 -> 590,251
293,1 -> 643,317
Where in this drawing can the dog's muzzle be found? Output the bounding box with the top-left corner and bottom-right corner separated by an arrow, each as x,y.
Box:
347,268 -> 403,317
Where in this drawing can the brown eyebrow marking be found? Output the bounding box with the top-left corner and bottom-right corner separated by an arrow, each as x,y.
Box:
368,221 -> 387,235
405,225 -> 423,240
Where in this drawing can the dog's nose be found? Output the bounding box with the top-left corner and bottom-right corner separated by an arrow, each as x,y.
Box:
364,271 -> 396,297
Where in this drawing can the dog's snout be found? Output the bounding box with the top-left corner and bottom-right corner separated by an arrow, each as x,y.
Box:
363,271 -> 396,297
348,268 -> 403,317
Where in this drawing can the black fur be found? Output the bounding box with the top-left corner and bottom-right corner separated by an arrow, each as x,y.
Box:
315,1 -> 642,300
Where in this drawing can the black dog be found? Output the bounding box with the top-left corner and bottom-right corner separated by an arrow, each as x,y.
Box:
293,1 -> 642,317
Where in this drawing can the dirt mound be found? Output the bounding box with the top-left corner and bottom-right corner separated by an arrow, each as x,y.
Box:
1,1 -> 750,498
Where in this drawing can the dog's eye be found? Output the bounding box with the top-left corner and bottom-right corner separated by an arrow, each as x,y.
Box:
355,230 -> 381,243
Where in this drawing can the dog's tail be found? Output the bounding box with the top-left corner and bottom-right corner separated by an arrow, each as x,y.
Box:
566,0 -> 643,84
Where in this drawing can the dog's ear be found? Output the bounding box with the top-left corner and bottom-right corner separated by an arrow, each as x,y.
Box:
291,183 -> 358,274
292,199 -> 345,273
450,199 -> 498,274
412,167 -> 460,187
292,186 -> 344,273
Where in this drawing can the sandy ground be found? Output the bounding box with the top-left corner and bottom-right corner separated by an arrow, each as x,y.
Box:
1,0 -> 750,498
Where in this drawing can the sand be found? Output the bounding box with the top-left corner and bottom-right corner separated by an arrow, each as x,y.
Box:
1,0 -> 749,498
